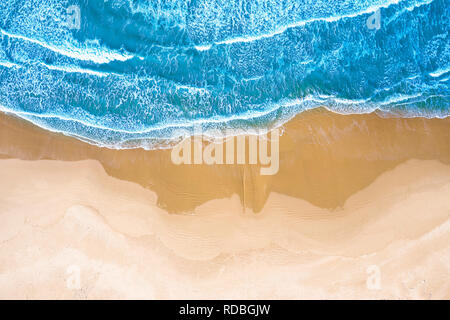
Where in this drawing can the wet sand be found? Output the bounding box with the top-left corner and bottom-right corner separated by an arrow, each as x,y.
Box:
0,109 -> 449,299
1,108 -> 449,213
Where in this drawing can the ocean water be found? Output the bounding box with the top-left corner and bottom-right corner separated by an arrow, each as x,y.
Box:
0,0 -> 448,149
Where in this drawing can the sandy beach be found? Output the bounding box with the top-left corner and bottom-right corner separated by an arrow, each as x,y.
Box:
0,109 -> 449,299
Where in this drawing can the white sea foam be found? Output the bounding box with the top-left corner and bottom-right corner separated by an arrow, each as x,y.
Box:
39,63 -> 109,77
429,67 -> 450,78
1,90 -> 448,151
193,0 -> 432,51
380,93 -> 422,105
0,29 -> 134,64
0,60 -> 22,69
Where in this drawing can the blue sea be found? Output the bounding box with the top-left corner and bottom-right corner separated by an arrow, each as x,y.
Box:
0,0 -> 448,149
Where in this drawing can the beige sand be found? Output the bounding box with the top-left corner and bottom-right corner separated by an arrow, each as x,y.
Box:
0,110 -> 449,299
0,158 -> 449,299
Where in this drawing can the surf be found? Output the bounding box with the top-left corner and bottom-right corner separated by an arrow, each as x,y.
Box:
0,0 -> 448,149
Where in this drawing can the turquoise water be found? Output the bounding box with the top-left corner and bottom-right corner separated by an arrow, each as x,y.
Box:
0,0 -> 448,148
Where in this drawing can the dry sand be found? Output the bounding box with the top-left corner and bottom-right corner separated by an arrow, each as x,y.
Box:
0,109 -> 449,299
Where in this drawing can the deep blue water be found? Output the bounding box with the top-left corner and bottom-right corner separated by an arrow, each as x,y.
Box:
0,0 -> 449,148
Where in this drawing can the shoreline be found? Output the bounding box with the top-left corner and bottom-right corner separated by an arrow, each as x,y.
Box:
0,109 -> 449,298
1,108 -> 449,213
